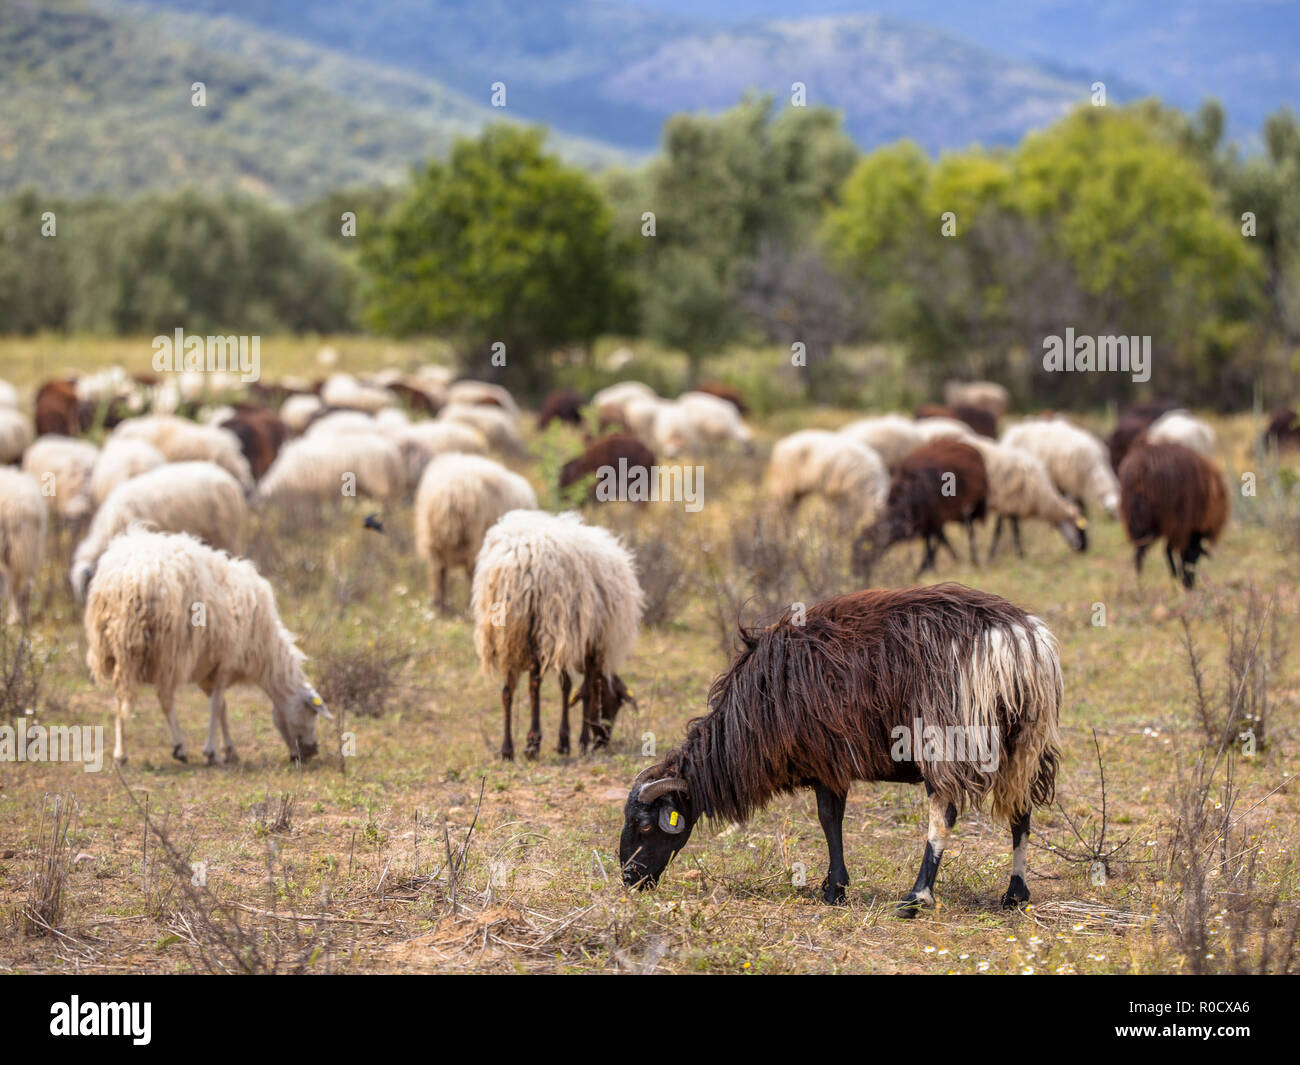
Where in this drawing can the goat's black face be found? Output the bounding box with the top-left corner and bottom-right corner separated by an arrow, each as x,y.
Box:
620,789 -> 694,889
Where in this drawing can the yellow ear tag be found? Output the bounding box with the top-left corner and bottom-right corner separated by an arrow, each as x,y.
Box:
669,811 -> 679,827
1076,517 -> 1088,529
311,696 -> 323,706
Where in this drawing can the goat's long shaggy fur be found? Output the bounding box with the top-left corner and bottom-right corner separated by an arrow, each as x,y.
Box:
0,468 -> 48,624
1001,419 -> 1119,518
416,454 -> 538,608
21,435 -> 99,520
658,585 -> 1062,825
110,415 -> 253,490
71,462 -> 247,600
90,438 -> 166,508
769,430 -> 888,526
255,433 -> 404,502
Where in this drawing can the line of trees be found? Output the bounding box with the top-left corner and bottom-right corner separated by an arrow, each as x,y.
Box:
1,97 -> 1297,407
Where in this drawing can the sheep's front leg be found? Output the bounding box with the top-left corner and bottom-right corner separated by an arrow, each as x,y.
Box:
814,784 -> 849,904
1001,811 -> 1032,909
557,669 -> 572,755
524,659 -> 543,759
160,686 -> 187,763
988,515 -> 1004,561
1010,516 -> 1023,558
898,787 -> 956,917
113,695 -> 130,766
499,671 -> 518,760
204,686 -> 237,765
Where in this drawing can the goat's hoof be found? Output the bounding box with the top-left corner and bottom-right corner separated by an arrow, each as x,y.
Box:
1001,876 -> 1030,910
896,891 -> 931,918
821,876 -> 847,905
172,745 -> 188,763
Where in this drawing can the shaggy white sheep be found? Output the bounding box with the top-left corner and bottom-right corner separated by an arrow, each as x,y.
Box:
110,415 -> 253,490
677,391 -> 754,452
838,414 -> 926,470
621,396 -> 696,456
439,402 -> 526,456
304,409 -> 382,439
769,430 -> 889,528
319,372 -> 396,413
21,435 -> 99,521
968,439 -> 1086,558
0,379 -> 17,410
279,393 -> 324,434
1001,419 -> 1120,519
0,408 -> 34,465
415,453 -> 538,611
90,438 -> 167,507
446,379 -> 520,416
254,433 -> 405,503
912,416 -> 977,444
392,420 -> 487,489
944,381 -> 1010,417
592,381 -> 657,427
472,509 -> 643,758
0,469 -> 47,624
71,461 -> 248,602
1145,410 -> 1218,459
84,527 -> 330,765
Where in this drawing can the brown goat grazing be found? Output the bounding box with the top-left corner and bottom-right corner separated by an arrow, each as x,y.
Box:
694,381 -> 749,416
35,379 -> 82,436
220,407 -> 290,480
916,403 -> 997,438
559,434 -> 656,503
1262,407 -> 1300,452
538,388 -> 586,429
620,584 -> 1062,914
1118,442 -> 1228,590
854,439 -> 988,576
1106,399 -> 1181,471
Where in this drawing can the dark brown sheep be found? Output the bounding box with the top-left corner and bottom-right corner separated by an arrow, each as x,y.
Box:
559,434 -> 656,503
855,439 -> 988,576
1262,407 -> 1300,452
35,379 -> 82,436
694,381 -> 749,416
1106,399 -> 1181,471
219,407 -> 289,480
1118,442 -> 1228,589
916,402 -> 997,438
537,388 -> 586,429
619,584 -> 1062,914
386,381 -> 442,416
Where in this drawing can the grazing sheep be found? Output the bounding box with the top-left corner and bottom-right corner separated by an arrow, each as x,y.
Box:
916,403 -> 997,438
110,416 -> 253,491
415,453 -> 538,611
304,409 -> 382,439
943,381 -> 1010,418
768,430 -> 889,528
218,407 -> 289,480
71,462 -> 248,602
559,434 -> 656,504
319,373 -> 395,413
619,584 -> 1061,915
538,388 -> 586,429
1262,407 -> 1300,452
1000,419 -> 1120,519
912,416 -> 977,445
1144,410 -> 1218,460
446,380 -> 520,416
84,527 -> 330,765
693,381 -> 749,416
968,439 -> 1086,558
1118,442 -> 1229,589
35,379 -> 84,436
592,381 -> 657,429
838,415 -> 925,471
0,379 -> 17,410
391,420 -> 487,489
0,469 -> 47,624
623,396 -> 697,457
21,435 -> 99,521
854,439 -> 988,576
279,393 -> 324,434
0,408 -> 35,464
472,510 -> 644,759
678,391 -> 754,452
1106,399 -> 1181,471
90,439 -> 167,508
255,434 -> 405,504
385,379 -> 442,416
439,402 -> 526,456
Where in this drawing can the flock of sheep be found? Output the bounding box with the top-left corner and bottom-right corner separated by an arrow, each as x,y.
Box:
0,363 -> 1258,910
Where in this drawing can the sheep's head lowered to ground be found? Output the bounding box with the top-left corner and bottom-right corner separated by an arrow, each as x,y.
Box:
620,765 -> 695,888
273,684 -> 332,762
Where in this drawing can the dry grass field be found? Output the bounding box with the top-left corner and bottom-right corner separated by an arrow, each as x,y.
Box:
1,338 -> 1297,975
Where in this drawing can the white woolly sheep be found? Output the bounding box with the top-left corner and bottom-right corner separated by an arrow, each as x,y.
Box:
0,379 -> 17,410
472,509 -> 644,759
1001,419 -> 1120,519
319,373 -> 396,413
71,461 -> 248,602
439,402 -> 526,456
1144,410 -> 1218,459
415,453 -> 538,611
769,430 -> 889,528
913,416 -> 977,444
21,435 -> 99,521
944,381 -> 1011,417
622,396 -> 697,457
968,439 -> 1087,558
90,439 -> 167,508
110,415 -> 253,490
392,420 -> 487,489
254,433 -> 405,503
83,527 -> 330,765
838,415 -> 926,470
677,391 -> 754,452
0,469 -> 48,624
304,409 -> 382,439
279,393 -> 324,434
446,379 -> 520,416
592,381 -> 657,427
0,408 -> 34,465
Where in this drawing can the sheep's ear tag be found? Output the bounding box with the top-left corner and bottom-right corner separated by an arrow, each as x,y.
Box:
659,805 -> 685,835
1076,516 -> 1089,530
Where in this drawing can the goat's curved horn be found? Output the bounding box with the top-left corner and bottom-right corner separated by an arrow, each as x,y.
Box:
630,764 -> 664,790
638,777 -> 689,804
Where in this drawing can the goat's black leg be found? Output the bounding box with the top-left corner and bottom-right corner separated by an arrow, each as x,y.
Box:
898,785 -> 957,917
1011,516 -> 1024,558
524,658 -> 542,758
1133,543 -> 1149,578
1001,810 -> 1032,909
915,535 -> 934,576
988,515 -> 1004,561
557,669 -> 572,755
936,527 -> 959,562
499,671 -> 518,760
814,784 -> 849,905
1181,533 -> 1206,590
